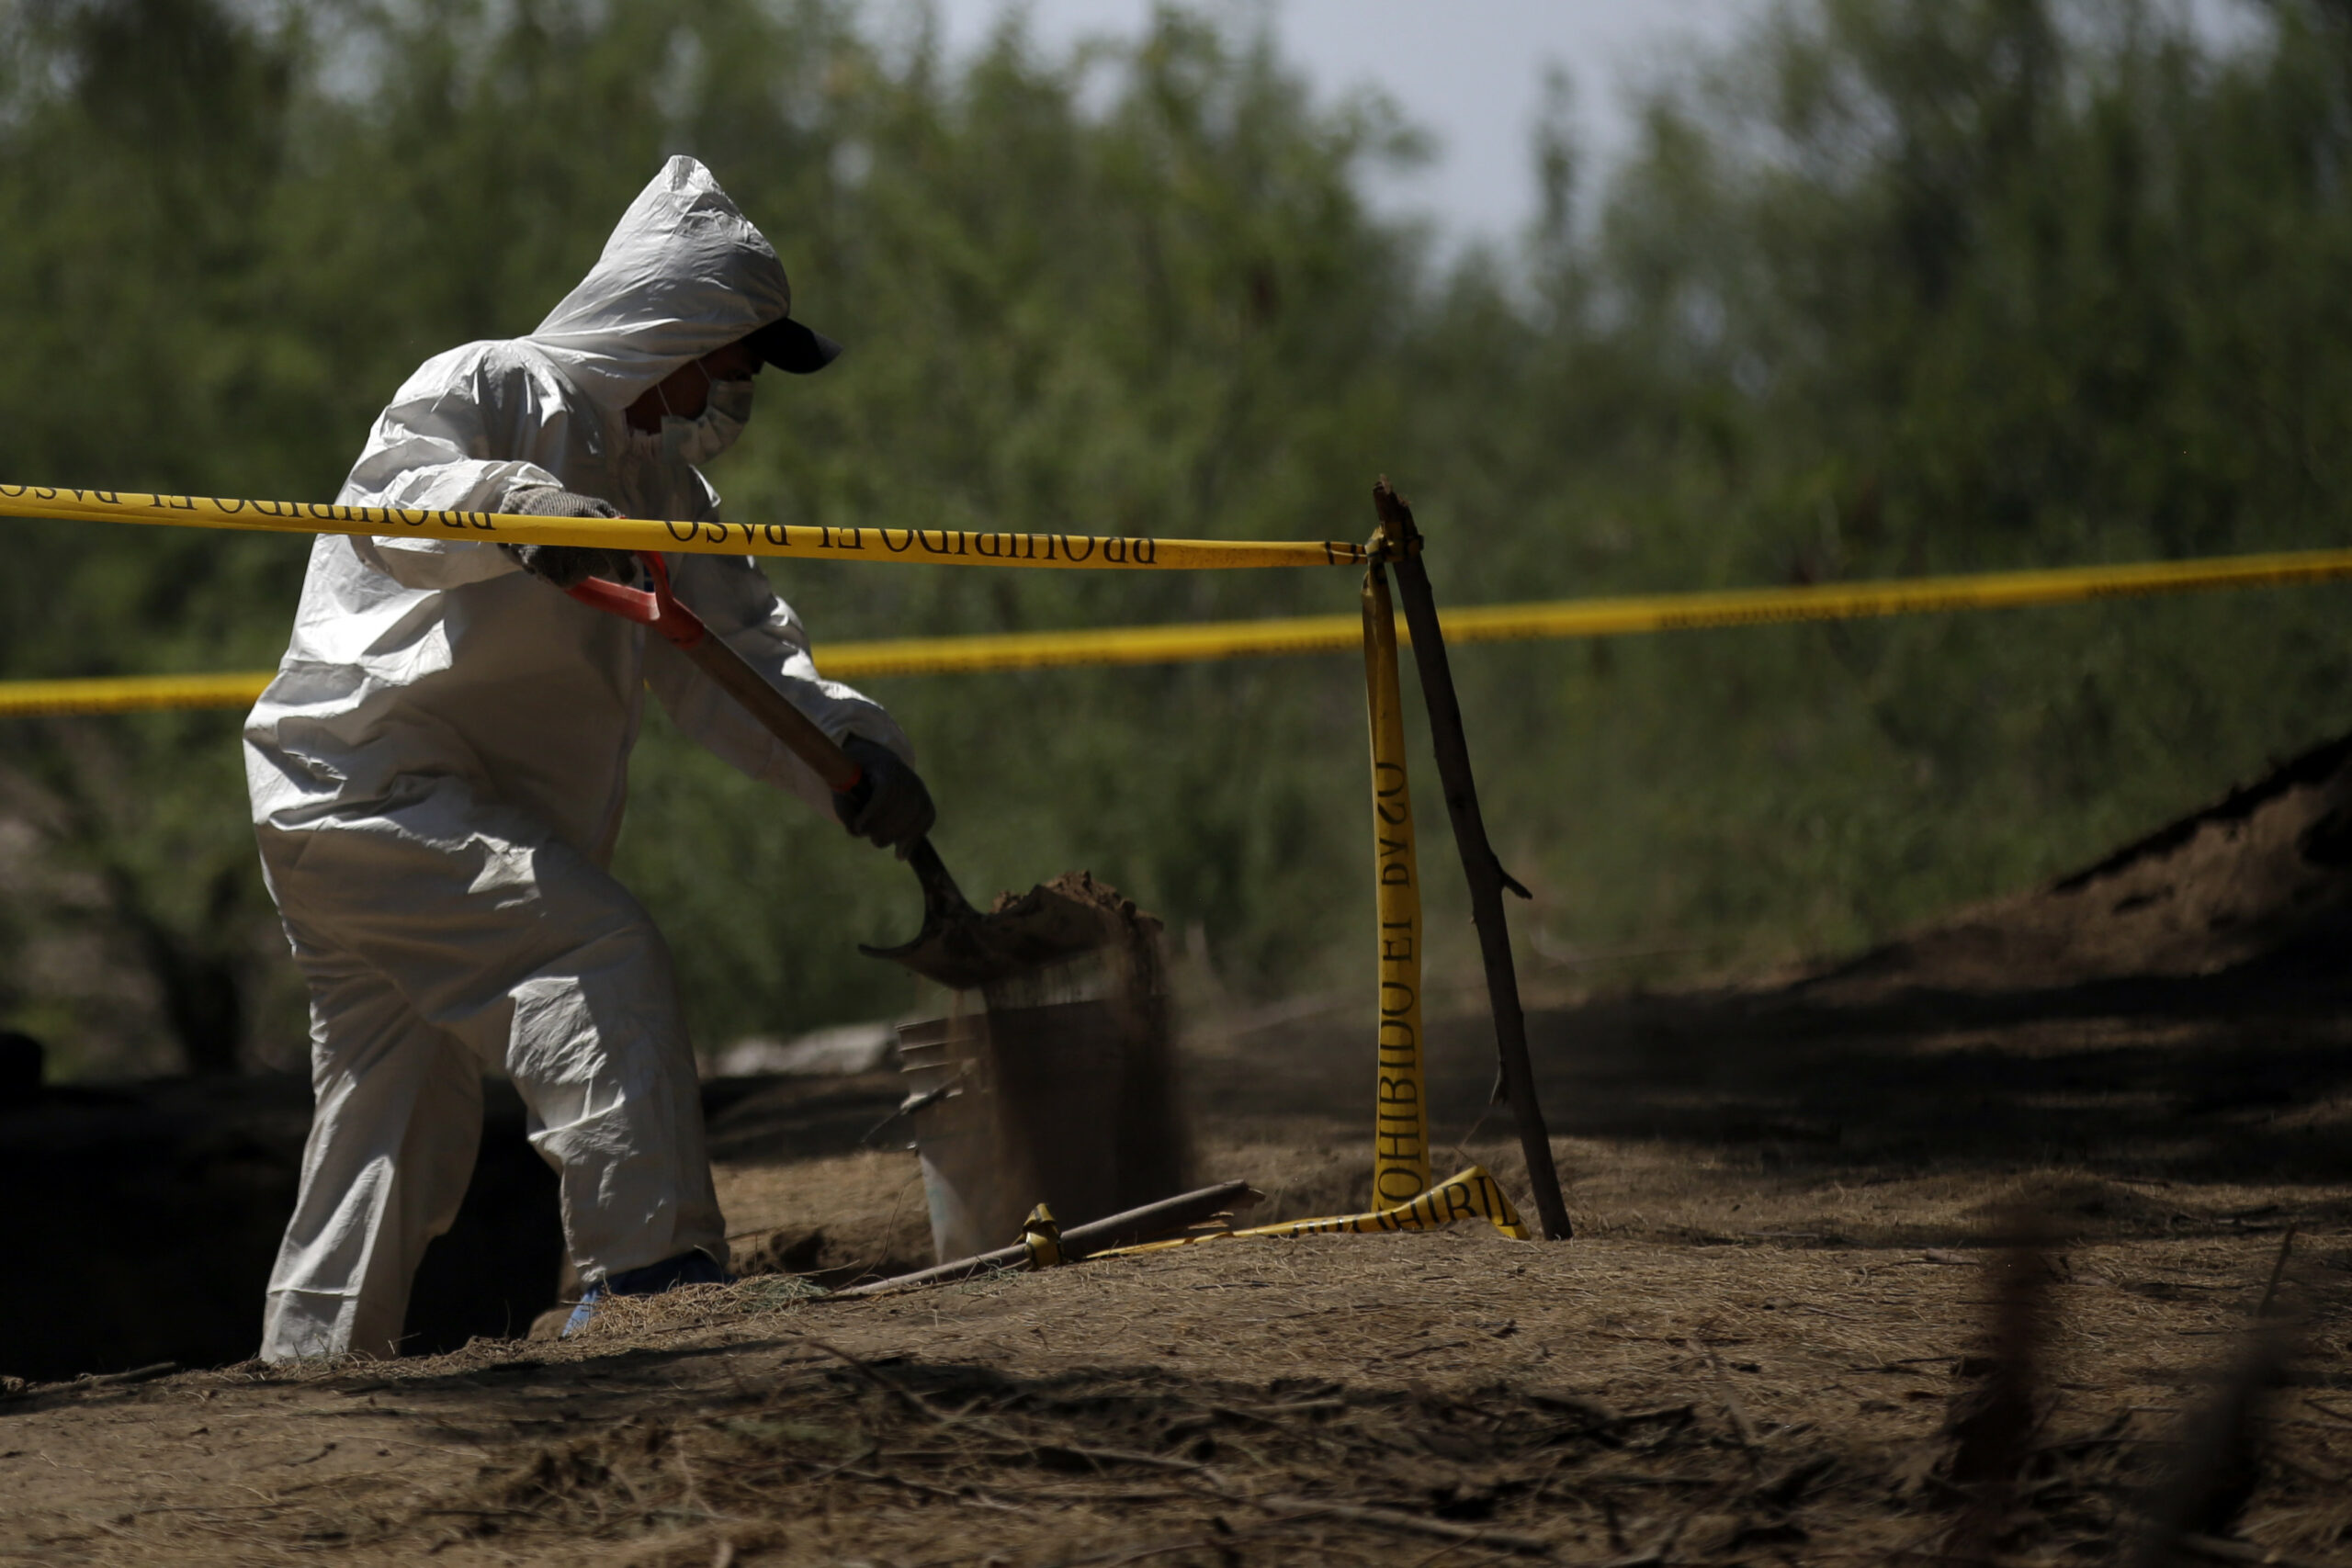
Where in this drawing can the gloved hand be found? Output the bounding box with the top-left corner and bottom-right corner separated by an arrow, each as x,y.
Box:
497,487 -> 633,588
832,735 -> 936,855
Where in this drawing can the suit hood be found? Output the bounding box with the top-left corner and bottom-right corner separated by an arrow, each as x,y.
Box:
528,156 -> 791,411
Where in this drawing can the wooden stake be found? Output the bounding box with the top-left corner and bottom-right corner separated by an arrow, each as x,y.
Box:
1371,479 -> 1573,1241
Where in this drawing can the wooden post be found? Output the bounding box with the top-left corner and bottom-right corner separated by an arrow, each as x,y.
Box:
1371,479 -> 1573,1241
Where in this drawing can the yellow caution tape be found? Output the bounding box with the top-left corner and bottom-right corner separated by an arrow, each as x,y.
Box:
828,543 -> 2352,672
694,544 -> 2352,671
1438,547 -> 2352,637
0,671 -> 273,718
0,485 -> 1365,571
0,615 -> 1366,717
1362,565 -> 1430,1208
12,544 -> 2352,717
1234,1165 -> 1529,1242
1087,1166 -> 1532,1258
12,481 -> 2346,597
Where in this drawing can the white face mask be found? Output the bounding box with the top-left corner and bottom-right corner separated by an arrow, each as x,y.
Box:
631,366 -> 755,467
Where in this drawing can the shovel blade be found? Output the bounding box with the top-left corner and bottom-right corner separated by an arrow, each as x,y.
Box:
860,839 -> 1105,990
859,912 -> 1091,991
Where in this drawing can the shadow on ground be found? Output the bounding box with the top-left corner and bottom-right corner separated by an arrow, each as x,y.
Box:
10,732 -> 2351,1381
0,1072 -> 905,1383
1193,728 -> 2352,1195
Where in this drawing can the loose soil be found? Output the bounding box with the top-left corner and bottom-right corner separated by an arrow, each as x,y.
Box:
6,738 -> 2352,1565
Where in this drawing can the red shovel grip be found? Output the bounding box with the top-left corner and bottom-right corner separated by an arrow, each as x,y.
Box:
561,548 -> 865,795
564,551 -> 707,649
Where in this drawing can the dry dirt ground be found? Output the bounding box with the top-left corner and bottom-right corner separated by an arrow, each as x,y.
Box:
6,742 -> 2352,1566
1,1131 -> 2344,1568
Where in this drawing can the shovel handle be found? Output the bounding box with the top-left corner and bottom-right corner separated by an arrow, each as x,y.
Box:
638,596 -> 970,911
677,630 -> 865,795
566,553 -> 864,796
566,551 -> 984,974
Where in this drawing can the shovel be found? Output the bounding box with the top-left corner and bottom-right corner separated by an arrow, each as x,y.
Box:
565,552 -> 1094,990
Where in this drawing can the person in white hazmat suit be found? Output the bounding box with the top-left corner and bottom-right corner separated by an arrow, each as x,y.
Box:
243,157 -> 933,1361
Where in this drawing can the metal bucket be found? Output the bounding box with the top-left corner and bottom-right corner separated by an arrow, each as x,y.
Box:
898,989 -> 1190,1264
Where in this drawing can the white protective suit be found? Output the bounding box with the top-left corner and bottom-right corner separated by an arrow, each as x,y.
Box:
244,157 -> 909,1361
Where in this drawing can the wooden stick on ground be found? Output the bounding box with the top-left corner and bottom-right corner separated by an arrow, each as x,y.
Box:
1248,1495 -> 1555,1555
1371,479 -> 1573,1242
835,1180 -> 1259,1297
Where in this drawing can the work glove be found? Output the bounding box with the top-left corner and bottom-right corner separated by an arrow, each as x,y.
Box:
832,735 -> 936,855
497,487 -> 633,588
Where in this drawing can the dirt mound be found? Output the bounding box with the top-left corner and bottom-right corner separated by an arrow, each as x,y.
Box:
1807,730 -> 2352,998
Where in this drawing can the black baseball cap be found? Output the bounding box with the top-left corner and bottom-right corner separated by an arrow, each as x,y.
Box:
744,316 -> 844,375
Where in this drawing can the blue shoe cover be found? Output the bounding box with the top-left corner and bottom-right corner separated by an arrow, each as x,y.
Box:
561,1249 -> 731,1337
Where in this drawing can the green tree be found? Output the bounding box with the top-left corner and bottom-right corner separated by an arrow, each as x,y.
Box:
7,0 -> 2352,1078
1400,0 -> 2352,972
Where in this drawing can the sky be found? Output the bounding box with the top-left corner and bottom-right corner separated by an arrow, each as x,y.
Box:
917,1 -> 2266,253
920,1 -> 1775,250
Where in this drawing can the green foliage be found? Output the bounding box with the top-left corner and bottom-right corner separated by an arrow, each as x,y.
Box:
1400,0 -> 2352,972
2,0 -> 2348,1076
